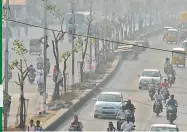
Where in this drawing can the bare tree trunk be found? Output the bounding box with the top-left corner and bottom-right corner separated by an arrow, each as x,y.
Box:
18,59 -> 26,129
63,59 -> 67,93
80,22 -> 90,82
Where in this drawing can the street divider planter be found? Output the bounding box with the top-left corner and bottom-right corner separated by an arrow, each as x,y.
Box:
44,23 -> 174,131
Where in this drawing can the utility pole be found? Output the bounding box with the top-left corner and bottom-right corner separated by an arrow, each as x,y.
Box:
89,0 -> 93,72
104,0 -> 108,61
145,0 -> 148,31
4,0 -> 9,131
43,0 -> 48,113
71,0 -> 75,84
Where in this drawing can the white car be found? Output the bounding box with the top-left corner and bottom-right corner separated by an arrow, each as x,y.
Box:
138,69 -> 162,90
149,124 -> 179,132
93,92 -> 124,118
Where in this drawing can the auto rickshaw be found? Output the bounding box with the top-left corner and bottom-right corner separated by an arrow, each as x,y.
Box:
172,48 -> 185,67
163,27 -> 173,41
166,29 -> 178,44
182,40 -> 187,55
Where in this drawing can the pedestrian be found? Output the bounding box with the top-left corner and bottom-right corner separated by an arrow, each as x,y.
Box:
35,120 -> 43,131
27,119 -> 35,131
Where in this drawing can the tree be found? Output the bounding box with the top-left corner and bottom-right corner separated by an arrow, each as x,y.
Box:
79,7 -> 93,83
46,3 -> 65,100
9,40 -> 29,129
51,29 -> 65,100
59,46 -> 80,92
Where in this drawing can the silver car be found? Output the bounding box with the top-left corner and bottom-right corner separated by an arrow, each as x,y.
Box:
93,92 -> 124,118
149,124 -> 179,132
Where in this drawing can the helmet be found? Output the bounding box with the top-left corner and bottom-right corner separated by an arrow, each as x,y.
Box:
127,100 -> 131,104
109,122 -> 113,126
30,64 -> 33,67
74,114 -> 78,119
170,94 -> 174,99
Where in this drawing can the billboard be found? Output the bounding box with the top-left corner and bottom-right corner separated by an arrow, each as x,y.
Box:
3,0 -> 25,5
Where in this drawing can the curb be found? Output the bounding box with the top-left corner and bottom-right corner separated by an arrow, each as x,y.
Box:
44,56 -> 122,131
44,24 -> 169,131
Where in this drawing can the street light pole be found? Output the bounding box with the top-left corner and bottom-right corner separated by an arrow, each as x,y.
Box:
43,0 -> 48,113
71,0 -> 75,84
89,0 -> 93,72
4,0 -> 10,130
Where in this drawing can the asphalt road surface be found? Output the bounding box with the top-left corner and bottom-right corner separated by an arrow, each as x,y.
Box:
55,34 -> 187,131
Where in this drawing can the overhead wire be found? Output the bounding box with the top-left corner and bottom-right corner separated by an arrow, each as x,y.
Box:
2,18 -> 183,54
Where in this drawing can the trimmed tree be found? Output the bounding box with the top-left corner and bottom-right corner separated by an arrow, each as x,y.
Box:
9,40 -> 29,129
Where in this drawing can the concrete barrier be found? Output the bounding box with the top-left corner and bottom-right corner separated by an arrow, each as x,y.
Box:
44,23 -> 170,131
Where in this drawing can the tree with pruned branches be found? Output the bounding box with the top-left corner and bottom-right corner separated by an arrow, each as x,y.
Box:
9,40 -> 29,129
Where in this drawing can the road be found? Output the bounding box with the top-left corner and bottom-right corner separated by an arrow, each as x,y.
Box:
55,33 -> 187,131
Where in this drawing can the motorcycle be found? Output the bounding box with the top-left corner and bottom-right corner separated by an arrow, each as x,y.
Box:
126,126 -> 135,131
53,73 -> 57,82
167,106 -> 177,124
125,109 -> 135,123
164,66 -> 169,74
117,117 -> 126,131
168,74 -> 175,87
38,83 -> 44,95
37,62 -> 44,70
162,90 -> 169,103
28,73 -> 36,84
154,101 -> 162,116
149,86 -> 156,100
68,124 -> 83,132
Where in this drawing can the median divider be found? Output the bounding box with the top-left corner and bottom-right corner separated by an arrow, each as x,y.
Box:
44,23 -> 171,131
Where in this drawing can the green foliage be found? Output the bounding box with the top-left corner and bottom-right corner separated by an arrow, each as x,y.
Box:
9,60 -> 19,70
59,44 -> 80,63
46,4 -> 64,19
11,40 -> 28,56
10,40 -> 28,70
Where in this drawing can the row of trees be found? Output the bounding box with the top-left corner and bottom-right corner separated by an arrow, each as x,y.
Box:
7,0 -> 182,129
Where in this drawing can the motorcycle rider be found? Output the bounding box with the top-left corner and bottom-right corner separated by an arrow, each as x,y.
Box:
164,58 -> 171,66
116,106 -> 126,119
37,71 -> 44,94
166,94 -> 178,119
149,79 -> 156,97
116,106 -> 126,131
107,122 -> 116,131
69,114 -> 83,131
169,66 -> 176,82
149,79 -> 156,87
36,54 -> 44,69
164,58 -> 171,74
153,89 -> 163,112
161,79 -> 169,88
124,100 -> 135,123
29,65 -> 36,75
28,65 -> 36,82
121,117 -> 134,131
